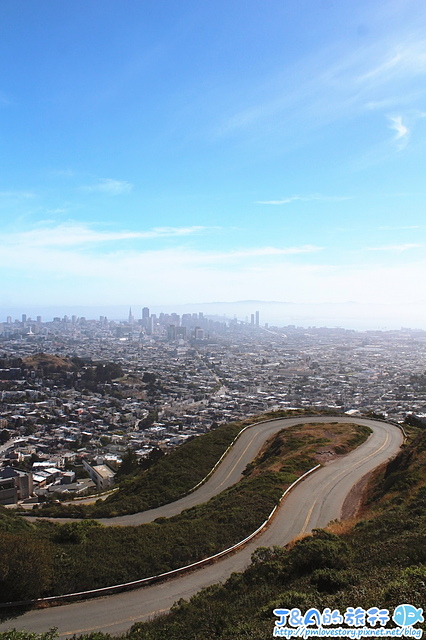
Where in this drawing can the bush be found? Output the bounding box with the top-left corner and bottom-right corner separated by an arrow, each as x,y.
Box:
0,532 -> 54,602
289,530 -> 349,574
310,568 -> 351,593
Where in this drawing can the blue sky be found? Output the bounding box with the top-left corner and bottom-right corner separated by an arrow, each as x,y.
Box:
2,0 -> 426,327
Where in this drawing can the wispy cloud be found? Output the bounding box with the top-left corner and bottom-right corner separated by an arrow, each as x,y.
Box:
2,223 -> 212,248
378,224 -> 421,230
358,39 -> 426,86
388,115 -> 410,148
80,178 -> 133,195
50,169 -> 75,178
0,190 -> 35,199
357,52 -> 403,84
0,233 -> 325,307
1,224 -> 318,263
367,243 -> 423,252
4,233 -> 426,311
257,195 -> 352,205
216,12 -> 426,160
206,245 -> 322,263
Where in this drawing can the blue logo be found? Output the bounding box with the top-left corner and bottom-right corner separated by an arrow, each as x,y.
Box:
393,606 -> 424,628
273,605 -> 423,638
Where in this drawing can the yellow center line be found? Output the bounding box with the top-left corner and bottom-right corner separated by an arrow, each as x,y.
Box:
300,502 -> 316,534
299,430 -> 389,535
61,426 -> 394,636
216,432 -> 259,489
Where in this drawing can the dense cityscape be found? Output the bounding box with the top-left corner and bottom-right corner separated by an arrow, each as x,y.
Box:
1,307 -> 425,506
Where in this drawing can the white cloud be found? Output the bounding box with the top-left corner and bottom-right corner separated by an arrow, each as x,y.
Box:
360,40 -> 426,84
378,224 -> 421,230
2,220 -> 426,314
0,190 -> 35,199
189,245 -> 323,265
357,51 -> 404,84
4,239 -> 426,312
257,195 -> 352,205
81,178 -> 133,195
50,169 -> 75,178
388,115 -> 410,148
2,218 -> 426,313
0,223 -> 319,269
2,223 -> 210,248
224,246 -> 322,258
367,242 -> 422,252
215,13 -> 426,159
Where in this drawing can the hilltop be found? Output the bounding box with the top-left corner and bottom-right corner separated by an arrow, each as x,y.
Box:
22,353 -> 77,373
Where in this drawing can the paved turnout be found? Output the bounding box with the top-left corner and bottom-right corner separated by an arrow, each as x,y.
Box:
0,417 -> 403,637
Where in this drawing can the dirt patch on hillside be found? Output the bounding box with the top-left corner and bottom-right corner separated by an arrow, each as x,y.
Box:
249,422 -> 371,476
341,470 -> 373,519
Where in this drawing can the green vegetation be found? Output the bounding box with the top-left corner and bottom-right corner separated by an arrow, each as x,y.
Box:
127,428 -> 423,638
0,506 -> 32,533
78,362 -> 124,390
0,632 -> 58,640
35,418 -> 244,518
0,430 -> 10,444
7,426 -> 419,640
35,408 -> 342,519
0,419 -> 366,606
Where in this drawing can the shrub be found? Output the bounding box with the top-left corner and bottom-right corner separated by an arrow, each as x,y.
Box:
289,530 -> 349,574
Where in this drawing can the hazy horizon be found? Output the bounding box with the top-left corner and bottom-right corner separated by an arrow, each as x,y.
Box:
5,300 -> 426,332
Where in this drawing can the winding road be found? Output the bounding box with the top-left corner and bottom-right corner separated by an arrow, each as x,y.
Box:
0,416 -> 403,637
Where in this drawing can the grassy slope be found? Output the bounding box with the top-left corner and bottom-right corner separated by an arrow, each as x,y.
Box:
3,425 -> 423,640
0,420 -> 367,605
35,408 -> 340,518
113,428 -> 426,640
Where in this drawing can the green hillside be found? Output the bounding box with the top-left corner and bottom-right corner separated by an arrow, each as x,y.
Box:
0,420 -> 367,606
35,408 -> 340,519
3,417 -> 424,640
2,424 -> 424,640
117,428 -> 426,639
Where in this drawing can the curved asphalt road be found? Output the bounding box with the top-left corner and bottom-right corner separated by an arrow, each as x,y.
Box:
0,417 -> 403,637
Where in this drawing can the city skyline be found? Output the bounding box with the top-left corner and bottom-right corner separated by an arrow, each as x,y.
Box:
2,1 -> 426,328
3,299 -> 426,332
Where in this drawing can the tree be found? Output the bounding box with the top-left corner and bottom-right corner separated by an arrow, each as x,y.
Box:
116,449 -> 139,478
139,446 -> 165,470
0,532 -> 54,602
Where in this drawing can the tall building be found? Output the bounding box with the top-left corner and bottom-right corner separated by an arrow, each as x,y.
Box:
194,326 -> 204,340
255,310 -> 260,327
128,307 -> 134,325
141,307 -> 150,331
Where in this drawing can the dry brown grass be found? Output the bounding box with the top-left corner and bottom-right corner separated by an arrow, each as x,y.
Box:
251,422 -> 370,477
23,353 -> 75,371
326,517 -> 359,536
